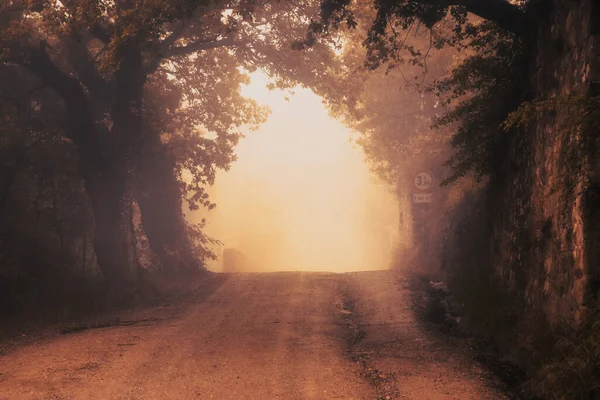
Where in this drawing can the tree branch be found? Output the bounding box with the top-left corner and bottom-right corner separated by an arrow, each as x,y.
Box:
413,0 -> 525,36
62,34 -> 112,102
146,21 -> 189,73
167,36 -> 236,57
159,21 -> 188,53
146,36 -> 237,74
14,45 -> 105,169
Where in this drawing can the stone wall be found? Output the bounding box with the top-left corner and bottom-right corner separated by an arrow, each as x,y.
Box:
490,0 -> 600,326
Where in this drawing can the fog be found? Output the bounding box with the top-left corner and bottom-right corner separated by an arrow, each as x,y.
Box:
192,73 -> 399,273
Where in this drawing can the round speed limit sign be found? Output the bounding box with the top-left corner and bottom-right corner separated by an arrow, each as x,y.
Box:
414,171 -> 433,191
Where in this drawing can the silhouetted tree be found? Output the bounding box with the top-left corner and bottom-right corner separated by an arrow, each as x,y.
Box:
1,0 -> 345,299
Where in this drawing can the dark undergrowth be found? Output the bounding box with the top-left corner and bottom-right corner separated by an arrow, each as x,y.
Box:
424,182 -> 600,400
0,268 -> 225,345
412,264 -> 600,400
408,273 -> 532,400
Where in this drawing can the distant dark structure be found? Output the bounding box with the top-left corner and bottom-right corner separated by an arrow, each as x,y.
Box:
222,248 -> 252,273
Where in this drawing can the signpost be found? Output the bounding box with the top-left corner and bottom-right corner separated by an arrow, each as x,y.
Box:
413,171 -> 434,203
411,170 -> 435,248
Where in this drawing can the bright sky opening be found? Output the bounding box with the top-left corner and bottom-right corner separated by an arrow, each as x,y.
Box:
195,72 -> 399,273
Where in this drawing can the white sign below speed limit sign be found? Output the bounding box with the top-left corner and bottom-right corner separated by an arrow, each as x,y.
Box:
414,171 -> 433,191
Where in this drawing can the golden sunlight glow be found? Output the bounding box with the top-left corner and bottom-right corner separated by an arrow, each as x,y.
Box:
195,72 -> 399,273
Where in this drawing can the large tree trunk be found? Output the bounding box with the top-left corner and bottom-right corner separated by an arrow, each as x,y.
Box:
87,170 -> 139,293
20,47 -> 143,296
101,42 -> 147,290
135,131 -> 202,272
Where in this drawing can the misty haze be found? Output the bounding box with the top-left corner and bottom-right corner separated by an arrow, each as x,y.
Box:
1,1 -> 599,400
196,73 -> 399,273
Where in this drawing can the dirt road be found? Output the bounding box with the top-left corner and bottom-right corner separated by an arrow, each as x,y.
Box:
0,271 -> 508,400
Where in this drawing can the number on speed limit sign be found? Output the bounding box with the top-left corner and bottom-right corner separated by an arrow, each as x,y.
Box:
414,171 -> 433,191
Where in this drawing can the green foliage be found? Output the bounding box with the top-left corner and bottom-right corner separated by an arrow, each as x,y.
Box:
430,22 -> 524,185
186,220 -> 222,263
314,6 -> 456,188
144,60 -> 267,212
314,6 -> 525,187
362,4 -> 468,70
504,95 -> 600,132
